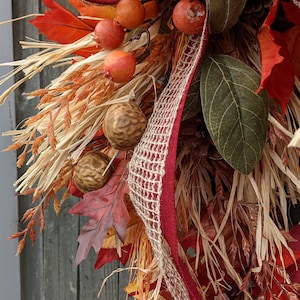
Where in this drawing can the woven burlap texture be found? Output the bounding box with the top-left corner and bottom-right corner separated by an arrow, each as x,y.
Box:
128,25 -> 208,299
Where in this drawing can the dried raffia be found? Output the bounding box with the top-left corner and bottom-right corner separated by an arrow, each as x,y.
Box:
3,32 -> 168,196
0,14 -> 173,274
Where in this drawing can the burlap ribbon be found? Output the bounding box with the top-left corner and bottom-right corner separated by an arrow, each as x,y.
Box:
128,6 -> 209,299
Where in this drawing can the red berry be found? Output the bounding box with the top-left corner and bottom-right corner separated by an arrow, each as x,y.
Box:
103,50 -> 136,83
172,0 -> 206,35
94,18 -> 125,50
70,180 -> 84,197
143,0 -> 160,20
115,0 -> 145,30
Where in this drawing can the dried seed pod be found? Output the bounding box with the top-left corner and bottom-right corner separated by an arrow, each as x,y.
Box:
74,151 -> 114,193
103,102 -> 147,150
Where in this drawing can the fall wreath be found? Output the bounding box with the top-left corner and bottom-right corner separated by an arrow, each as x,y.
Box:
1,0 -> 300,299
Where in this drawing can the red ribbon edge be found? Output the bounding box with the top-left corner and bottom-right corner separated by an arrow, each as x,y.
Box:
160,40 -> 209,300
160,93 -> 200,299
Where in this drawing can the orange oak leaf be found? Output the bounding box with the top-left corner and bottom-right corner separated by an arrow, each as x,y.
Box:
69,159 -> 130,265
30,0 -> 97,57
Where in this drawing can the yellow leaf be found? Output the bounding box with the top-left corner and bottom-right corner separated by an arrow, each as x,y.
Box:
124,281 -> 139,294
102,215 -> 144,248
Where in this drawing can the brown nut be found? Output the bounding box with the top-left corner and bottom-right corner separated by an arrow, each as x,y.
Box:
103,102 -> 147,150
74,151 -> 114,193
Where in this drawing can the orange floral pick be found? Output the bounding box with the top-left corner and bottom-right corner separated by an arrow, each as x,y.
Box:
30,0 -> 98,57
69,0 -> 116,27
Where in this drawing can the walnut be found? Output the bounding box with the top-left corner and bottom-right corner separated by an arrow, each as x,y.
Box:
103,102 -> 147,150
74,151 -> 114,193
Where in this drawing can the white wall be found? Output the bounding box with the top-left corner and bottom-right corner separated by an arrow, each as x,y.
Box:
0,1 -> 21,300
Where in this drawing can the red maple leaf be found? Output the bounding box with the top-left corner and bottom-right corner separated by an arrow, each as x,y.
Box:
281,1 -> 300,26
263,31 -> 295,113
256,0 -> 283,93
284,25 -> 300,80
69,159 -> 130,265
30,0 -> 97,57
281,1 -> 300,81
256,0 -> 298,113
94,243 -> 132,269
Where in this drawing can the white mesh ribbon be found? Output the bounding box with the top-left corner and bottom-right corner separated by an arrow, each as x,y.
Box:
128,13 -> 209,299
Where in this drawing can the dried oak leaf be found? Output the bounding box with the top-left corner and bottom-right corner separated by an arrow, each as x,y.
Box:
69,159 -> 130,265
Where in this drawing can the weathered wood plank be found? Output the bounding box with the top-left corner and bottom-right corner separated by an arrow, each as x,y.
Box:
12,1 -> 45,299
12,0 -> 132,299
43,196 -> 79,300
79,216 -> 130,300
0,1 -> 20,298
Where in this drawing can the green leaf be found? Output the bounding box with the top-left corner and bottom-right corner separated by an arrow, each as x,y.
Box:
200,55 -> 270,175
182,66 -> 202,121
209,0 -> 246,34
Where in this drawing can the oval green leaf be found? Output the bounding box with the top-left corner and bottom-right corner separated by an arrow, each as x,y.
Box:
209,0 -> 246,34
200,55 -> 270,175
